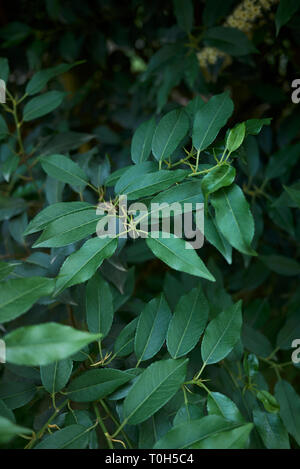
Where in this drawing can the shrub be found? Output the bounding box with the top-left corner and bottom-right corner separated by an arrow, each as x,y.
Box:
0,0 -> 299,450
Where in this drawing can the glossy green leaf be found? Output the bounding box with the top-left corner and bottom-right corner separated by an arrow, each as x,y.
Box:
275,0 -> 300,34
23,91 -> 65,121
152,109 -> 189,161
26,62 -> 82,95
4,323 -> 101,366
66,369 -> 133,402
211,184 -> 256,256
123,358 -> 188,425
114,317 -> 138,357
0,277 -> 55,323
41,358 -> 73,393
146,233 -> 215,282
245,118 -> 272,136
0,382 -> 36,409
0,416 -> 31,444
167,285 -> 208,358
154,415 -> 253,449
122,169 -> 188,200
193,92 -> 233,152
55,237 -> 117,295
40,154 -> 88,188
201,300 -> 243,365
34,424 -> 90,449
253,409 -> 290,449
134,294 -> 171,363
226,123 -> 246,152
201,164 -> 235,204
115,162 -> 157,194
256,390 -> 280,413
24,202 -> 93,235
32,210 -> 101,248
131,117 -> 156,164
207,392 -> 244,423
86,272 -> 114,338
275,380 -> 300,445
203,211 -> 232,264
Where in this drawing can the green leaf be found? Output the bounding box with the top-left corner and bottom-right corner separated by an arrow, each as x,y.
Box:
86,272 -> 114,338
211,184 -> 256,256
0,277 -> 55,323
253,409 -> 290,449
152,109 -> 189,162
4,323 -> 101,366
66,369 -> 133,402
0,115 -> 9,141
54,237 -> 117,295
131,117 -> 156,164
150,180 -> 204,218
201,164 -> 235,204
26,62 -> 83,95
173,0 -> 194,33
24,201 -> 93,235
115,162 -> 157,194
2,152 -> 19,182
256,390 -> 280,413
0,196 -> 27,221
204,27 -> 257,56
275,380 -> 300,445
0,261 -> 17,281
245,118 -> 272,136
265,143 -> 300,180
242,324 -> 273,358
207,392 -> 245,423
203,211 -> 232,264
41,358 -> 73,393
121,169 -> 188,200
0,416 -> 31,444
23,91 -> 65,121
32,209 -> 101,248
276,312 -> 300,350
283,183 -> 300,208
146,233 -> 215,282
114,317 -> 138,357
192,92 -> 234,152
34,424 -> 90,449
0,381 -> 36,409
123,358 -> 188,425
154,415 -> 253,449
0,399 -> 15,421
40,131 -> 94,156
201,300 -> 243,365
226,123 -> 246,152
259,254 -> 300,276
275,0 -> 300,34
0,57 -> 9,83
40,154 -> 88,188
167,285 -> 208,358
135,294 -> 171,363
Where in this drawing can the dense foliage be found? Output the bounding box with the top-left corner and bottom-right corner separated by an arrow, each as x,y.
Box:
0,0 -> 299,450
